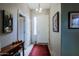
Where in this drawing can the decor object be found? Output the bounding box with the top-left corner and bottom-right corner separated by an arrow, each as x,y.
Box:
68,11 -> 79,29
29,44 -> 50,56
53,12 -> 59,32
35,3 -> 42,13
2,10 -> 13,33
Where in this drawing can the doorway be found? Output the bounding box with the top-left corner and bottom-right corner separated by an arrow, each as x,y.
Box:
37,14 -> 49,44
32,14 -> 49,44
17,14 -> 25,42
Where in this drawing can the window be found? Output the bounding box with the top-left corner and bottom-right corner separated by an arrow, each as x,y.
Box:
34,16 -> 37,35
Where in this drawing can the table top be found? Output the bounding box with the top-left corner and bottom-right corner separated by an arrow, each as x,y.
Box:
0,41 -> 24,55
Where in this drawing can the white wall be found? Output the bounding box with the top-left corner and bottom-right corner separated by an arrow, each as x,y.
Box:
0,3 -> 31,49
49,3 -> 61,56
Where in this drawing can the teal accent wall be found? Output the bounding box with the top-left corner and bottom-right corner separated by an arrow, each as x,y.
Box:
61,3 -> 79,56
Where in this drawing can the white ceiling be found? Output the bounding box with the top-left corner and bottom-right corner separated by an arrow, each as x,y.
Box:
27,3 -> 51,10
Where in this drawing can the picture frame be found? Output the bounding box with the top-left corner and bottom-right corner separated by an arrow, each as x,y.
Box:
53,12 -> 59,32
68,11 -> 79,29
2,10 -> 13,33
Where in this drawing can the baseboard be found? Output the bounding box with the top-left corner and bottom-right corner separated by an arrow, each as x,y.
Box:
48,44 -> 52,56
37,43 -> 48,45
24,44 -> 34,56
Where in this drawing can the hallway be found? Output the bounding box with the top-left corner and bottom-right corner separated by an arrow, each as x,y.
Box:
0,3 -> 61,56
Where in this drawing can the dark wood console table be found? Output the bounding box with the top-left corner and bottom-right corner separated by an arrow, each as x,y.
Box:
0,40 -> 24,56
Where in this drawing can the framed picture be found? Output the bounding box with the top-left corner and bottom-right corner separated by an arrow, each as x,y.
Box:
68,11 -> 79,29
2,10 -> 13,33
53,12 -> 59,32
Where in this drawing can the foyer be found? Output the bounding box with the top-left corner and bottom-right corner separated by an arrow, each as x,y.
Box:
0,3 -> 79,56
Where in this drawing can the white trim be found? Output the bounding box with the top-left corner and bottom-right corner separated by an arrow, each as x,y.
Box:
48,44 -> 52,56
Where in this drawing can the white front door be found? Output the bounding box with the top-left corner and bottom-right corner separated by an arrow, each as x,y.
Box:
37,14 -> 49,44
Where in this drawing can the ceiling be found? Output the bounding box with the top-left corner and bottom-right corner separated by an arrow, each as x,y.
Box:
27,3 -> 51,10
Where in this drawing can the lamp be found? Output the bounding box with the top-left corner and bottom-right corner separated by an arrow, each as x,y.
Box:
35,4 -> 42,13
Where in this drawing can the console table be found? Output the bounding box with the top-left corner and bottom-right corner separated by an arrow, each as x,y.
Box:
0,40 -> 24,56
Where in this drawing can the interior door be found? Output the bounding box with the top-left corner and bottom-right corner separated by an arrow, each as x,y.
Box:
37,14 -> 49,44
18,15 -> 25,42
